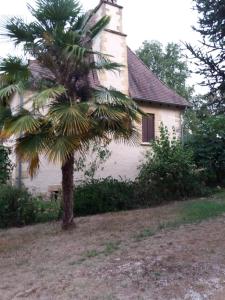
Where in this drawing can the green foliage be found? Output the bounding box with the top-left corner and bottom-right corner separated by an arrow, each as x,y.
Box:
74,177 -> 136,216
137,124 -> 204,204
0,185 -> 36,228
186,0 -> 225,113
103,241 -> 120,255
0,57 -> 29,106
0,56 -> 29,85
74,141 -> 111,181
33,197 -> 61,223
0,146 -> 13,184
186,114 -> 225,185
134,228 -> 155,241
182,199 -> 225,223
136,40 -> 193,99
0,185 -> 60,228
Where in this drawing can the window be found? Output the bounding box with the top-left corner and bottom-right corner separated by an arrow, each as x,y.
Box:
142,114 -> 155,143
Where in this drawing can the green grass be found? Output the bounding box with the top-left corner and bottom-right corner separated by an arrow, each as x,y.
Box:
134,229 -> 155,241
84,249 -> 100,258
78,240 -> 121,263
181,199 -> 225,223
103,241 -> 121,255
134,191 -> 225,241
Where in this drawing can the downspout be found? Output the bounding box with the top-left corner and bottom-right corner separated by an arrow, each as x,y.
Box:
16,94 -> 23,188
181,110 -> 184,146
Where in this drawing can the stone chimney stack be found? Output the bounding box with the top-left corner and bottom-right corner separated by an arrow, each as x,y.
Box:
92,0 -> 129,95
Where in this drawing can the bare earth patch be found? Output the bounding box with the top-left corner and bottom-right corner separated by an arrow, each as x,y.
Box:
1,199 -> 225,300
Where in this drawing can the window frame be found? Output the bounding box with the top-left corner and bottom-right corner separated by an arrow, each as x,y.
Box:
142,113 -> 155,144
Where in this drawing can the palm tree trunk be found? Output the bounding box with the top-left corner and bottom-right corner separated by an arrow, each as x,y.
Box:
61,155 -> 75,230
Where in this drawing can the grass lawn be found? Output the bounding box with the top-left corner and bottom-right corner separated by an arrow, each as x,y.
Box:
1,190 -> 225,299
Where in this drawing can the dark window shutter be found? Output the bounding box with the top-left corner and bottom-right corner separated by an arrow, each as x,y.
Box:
142,114 -> 155,142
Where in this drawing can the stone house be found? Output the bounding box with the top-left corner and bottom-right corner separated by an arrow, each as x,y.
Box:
12,0 -> 189,194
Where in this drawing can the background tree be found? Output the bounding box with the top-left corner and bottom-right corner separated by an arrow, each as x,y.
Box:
0,0 -> 141,230
136,40 -> 193,99
186,0 -> 225,114
186,114 -> 225,186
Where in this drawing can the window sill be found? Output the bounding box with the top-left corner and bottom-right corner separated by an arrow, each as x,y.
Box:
141,142 -> 152,146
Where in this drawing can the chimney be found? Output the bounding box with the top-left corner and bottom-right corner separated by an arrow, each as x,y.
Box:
92,0 -> 129,95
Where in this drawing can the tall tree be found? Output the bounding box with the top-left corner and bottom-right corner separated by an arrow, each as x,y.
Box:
186,0 -> 225,113
0,0 -> 141,229
136,40 -> 193,99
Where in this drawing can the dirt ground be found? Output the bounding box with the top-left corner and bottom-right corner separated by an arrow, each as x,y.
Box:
1,200 -> 225,300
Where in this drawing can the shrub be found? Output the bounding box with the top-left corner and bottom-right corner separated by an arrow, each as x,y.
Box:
0,185 -> 36,228
0,145 -> 13,184
33,197 -> 61,223
137,125 -> 205,205
74,177 -> 136,216
0,185 -> 60,228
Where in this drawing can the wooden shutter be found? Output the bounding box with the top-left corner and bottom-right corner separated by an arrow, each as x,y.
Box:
142,114 -> 155,143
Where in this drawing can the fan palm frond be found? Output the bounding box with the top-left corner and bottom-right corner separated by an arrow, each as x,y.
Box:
45,135 -> 81,164
28,0 -> 81,30
30,85 -> 66,110
112,125 -> 140,145
63,44 -> 88,61
48,103 -> 90,136
93,87 -> 142,122
15,130 -> 49,176
4,17 -> 34,45
0,56 -> 29,83
88,15 -> 110,39
0,105 -> 12,131
0,82 -> 25,102
3,109 -> 42,137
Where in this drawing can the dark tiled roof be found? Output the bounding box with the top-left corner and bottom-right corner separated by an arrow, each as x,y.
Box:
28,60 -> 99,89
127,47 -> 190,108
28,60 -> 55,81
28,48 -> 189,108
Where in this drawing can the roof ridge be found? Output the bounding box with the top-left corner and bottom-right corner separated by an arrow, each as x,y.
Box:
127,46 -> 188,102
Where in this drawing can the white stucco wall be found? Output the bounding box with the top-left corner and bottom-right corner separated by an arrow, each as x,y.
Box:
92,2 -> 129,94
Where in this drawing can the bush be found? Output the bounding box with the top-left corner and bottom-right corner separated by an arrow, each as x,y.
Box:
0,179 -> 137,228
33,197 -> 61,223
0,185 -> 60,228
0,185 -> 36,228
0,145 -> 13,184
74,177 -> 136,216
137,125 -> 206,205
186,114 -> 225,186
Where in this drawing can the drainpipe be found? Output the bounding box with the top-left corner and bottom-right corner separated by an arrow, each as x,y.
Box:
16,94 -> 23,188
181,110 -> 185,146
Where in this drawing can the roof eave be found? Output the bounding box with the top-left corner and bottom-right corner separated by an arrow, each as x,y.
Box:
133,97 -> 190,109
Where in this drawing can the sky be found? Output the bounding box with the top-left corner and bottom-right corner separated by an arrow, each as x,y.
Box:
0,0 -> 200,55
0,0 -> 204,91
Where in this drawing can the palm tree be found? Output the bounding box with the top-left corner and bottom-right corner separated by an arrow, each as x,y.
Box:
0,0 -> 141,229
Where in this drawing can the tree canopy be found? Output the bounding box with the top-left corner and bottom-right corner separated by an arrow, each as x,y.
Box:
136,40 -> 193,99
186,0 -> 225,113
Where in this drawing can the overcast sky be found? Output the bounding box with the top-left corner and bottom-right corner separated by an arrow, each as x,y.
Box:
0,0 -> 200,55
0,0 -> 204,91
